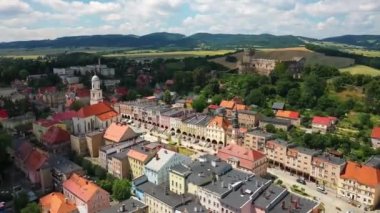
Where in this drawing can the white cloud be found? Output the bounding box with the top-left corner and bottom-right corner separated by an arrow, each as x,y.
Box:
0,0 -> 31,15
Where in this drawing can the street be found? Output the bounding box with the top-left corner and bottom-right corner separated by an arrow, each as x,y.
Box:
268,168 -> 370,213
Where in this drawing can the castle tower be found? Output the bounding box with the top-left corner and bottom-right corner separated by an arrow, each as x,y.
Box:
90,73 -> 103,105
231,109 -> 241,145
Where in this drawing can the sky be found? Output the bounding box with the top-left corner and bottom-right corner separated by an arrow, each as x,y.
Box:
0,0 -> 379,42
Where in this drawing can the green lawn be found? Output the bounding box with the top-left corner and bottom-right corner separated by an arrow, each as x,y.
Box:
178,146 -> 196,157
344,49 -> 380,57
103,50 -> 234,58
339,65 -> 380,76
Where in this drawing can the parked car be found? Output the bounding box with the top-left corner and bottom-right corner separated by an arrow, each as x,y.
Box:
296,177 -> 306,185
317,187 -> 327,194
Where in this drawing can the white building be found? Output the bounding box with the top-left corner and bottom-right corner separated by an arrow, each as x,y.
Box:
90,74 -> 103,105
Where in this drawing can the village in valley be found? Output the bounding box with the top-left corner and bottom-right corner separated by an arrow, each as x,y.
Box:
0,44 -> 379,213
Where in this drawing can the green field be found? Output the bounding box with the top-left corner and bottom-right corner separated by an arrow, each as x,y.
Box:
340,65 -> 380,76
102,50 -> 234,58
344,49 -> 380,57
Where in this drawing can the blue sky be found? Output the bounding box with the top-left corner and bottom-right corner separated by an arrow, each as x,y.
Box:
0,0 -> 379,42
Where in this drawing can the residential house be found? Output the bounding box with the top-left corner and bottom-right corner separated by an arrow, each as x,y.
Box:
63,173 -> 110,213
108,151 -> 130,179
0,109 -> 8,121
99,197 -> 147,213
275,110 -> 301,126
144,148 -> 190,185
219,99 -> 247,117
132,175 -> 156,201
217,144 -> 267,175
265,139 -> 295,168
371,127 -> 380,149
206,116 -> 230,146
41,126 -> 71,155
285,147 -> 321,178
237,110 -> 259,129
338,161 -> 380,208
103,122 -> 138,144
311,116 -> 338,134
25,149 -> 48,185
181,114 -> 212,142
40,192 -> 78,213
33,119 -> 60,142
1,112 -> 35,130
51,111 -> 78,133
259,117 -> 292,131
311,152 -> 346,188
40,156 -> 84,192
271,102 -> 285,112
127,142 -> 160,179
243,130 -> 274,152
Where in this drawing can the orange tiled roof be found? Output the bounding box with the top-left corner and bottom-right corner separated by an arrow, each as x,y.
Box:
372,127 -> 380,139
217,144 -> 265,170
40,192 -> 77,213
77,102 -> 115,118
127,149 -> 149,162
341,161 -> 380,187
97,111 -> 118,121
63,173 -> 108,202
208,116 -> 230,130
220,100 -> 235,109
234,104 -> 248,111
103,123 -> 136,143
276,110 -> 300,120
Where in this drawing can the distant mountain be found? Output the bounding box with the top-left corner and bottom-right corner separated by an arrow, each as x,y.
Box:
0,32 -> 304,50
323,35 -> 380,49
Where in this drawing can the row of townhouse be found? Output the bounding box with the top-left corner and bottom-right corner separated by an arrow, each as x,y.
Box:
244,131 -> 380,209
132,154 -> 320,213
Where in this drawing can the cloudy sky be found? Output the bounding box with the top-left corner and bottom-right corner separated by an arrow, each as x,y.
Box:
0,0 -> 379,42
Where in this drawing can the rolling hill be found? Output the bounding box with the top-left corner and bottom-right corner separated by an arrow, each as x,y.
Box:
0,33 -> 304,50
323,35 -> 380,50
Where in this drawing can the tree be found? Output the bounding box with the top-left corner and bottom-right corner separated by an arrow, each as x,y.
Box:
98,178 -> 114,193
70,101 -> 85,111
14,192 -> 29,213
0,131 -> 11,174
94,165 -> 107,180
162,90 -> 172,104
245,89 -> 266,107
21,203 -> 40,213
19,69 -> 29,80
211,94 -> 223,105
365,80 -> 380,113
112,179 -> 131,201
286,88 -> 301,106
265,124 -> 276,133
192,95 -> 207,112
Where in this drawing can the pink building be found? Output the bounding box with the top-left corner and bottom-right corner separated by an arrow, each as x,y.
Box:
63,173 -> 110,213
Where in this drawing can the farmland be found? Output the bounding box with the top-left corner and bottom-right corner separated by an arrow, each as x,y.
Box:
339,65 -> 380,76
102,50 -> 235,58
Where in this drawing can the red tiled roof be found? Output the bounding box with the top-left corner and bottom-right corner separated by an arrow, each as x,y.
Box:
217,144 -> 265,170
25,150 -> 48,171
39,86 -> 57,94
77,102 -> 114,118
372,127 -> 380,139
312,116 -> 337,126
341,161 -> 380,187
40,192 -> 77,213
220,100 -> 235,109
234,104 -> 248,111
63,173 -> 108,202
76,88 -> 90,98
52,111 -> 78,122
276,110 -> 300,120
208,116 -> 230,130
0,109 -> 8,119
35,119 -> 59,128
103,123 -> 137,143
208,105 -> 220,110
42,126 -> 70,145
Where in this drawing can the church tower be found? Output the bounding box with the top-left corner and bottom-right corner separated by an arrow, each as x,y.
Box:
230,109 -> 241,145
90,59 -> 103,105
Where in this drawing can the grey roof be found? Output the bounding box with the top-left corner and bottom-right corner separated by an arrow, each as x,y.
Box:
145,148 -> 182,172
365,155 -> 380,168
161,108 -> 184,117
42,156 -> 83,175
112,150 -> 129,160
144,184 -> 193,208
252,184 -> 287,209
246,130 -> 275,139
171,164 -> 192,177
183,114 -> 213,126
134,176 -> 156,193
268,192 -> 319,213
238,110 -> 257,115
220,177 -> 271,209
202,169 -> 253,196
315,152 -> 346,165
99,197 -> 147,213
294,147 -> 321,156
272,102 -> 285,110
269,139 -> 295,148
175,199 -> 207,213
261,117 -> 291,126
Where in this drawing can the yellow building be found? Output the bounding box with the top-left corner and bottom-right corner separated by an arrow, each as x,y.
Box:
127,143 -> 159,179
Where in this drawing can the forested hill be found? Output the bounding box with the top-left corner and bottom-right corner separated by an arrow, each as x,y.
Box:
322,35 -> 380,50
0,33 -> 304,49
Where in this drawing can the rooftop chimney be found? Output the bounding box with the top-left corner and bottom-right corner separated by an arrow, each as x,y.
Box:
119,204 -> 126,212
282,201 -> 286,210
